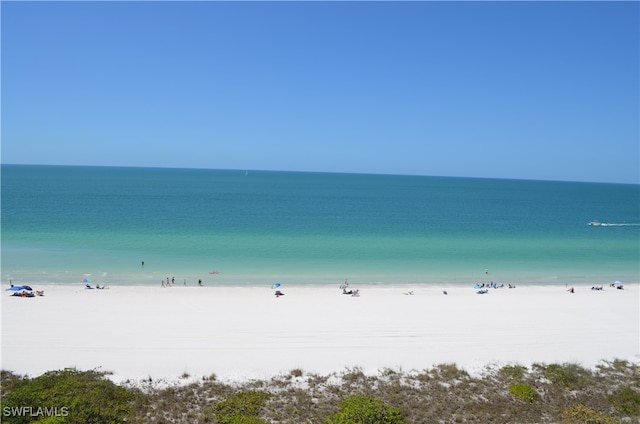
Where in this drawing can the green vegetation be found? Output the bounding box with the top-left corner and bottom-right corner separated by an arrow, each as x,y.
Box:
533,362 -> 591,389
0,368 -> 140,424
211,390 -> 270,424
1,359 -> 639,423
499,364 -> 528,381
325,394 -> 404,424
508,383 -> 538,403
610,385 -> 640,415
559,403 -> 618,424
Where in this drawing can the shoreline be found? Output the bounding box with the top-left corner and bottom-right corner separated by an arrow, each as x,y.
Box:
2,270 -> 638,288
2,283 -> 638,384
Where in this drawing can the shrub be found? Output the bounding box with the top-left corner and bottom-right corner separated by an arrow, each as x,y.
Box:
0,371 -> 26,394
211,390 -> 270,424
0,368 -> 138,424
500,364 -> 528,381
535,363 -> 590,389
559,403 -> 617,424
508,383 -> 538,403
324,394 -> 405,424
431,363 -> 469,381
610,385 -> 640,416
289,368 -> 303,378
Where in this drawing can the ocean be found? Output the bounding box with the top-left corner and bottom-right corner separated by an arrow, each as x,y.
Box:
2,165 -> 638,287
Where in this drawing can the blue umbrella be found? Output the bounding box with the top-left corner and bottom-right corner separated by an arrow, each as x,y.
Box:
6,286 -> 24,291
271,283 -> 281,290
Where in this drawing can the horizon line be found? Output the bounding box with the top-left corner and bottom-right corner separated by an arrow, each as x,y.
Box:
2,162 -> 637,186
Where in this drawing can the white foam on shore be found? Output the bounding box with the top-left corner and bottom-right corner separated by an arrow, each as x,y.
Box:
1,283 -> 638,383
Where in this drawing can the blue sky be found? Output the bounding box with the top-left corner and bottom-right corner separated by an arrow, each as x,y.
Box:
2,1 -> 638,183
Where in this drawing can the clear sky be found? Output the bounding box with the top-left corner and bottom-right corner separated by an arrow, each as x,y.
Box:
2,1 -> 638,183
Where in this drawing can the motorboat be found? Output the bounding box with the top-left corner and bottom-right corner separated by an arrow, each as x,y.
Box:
588,220 -> 601,226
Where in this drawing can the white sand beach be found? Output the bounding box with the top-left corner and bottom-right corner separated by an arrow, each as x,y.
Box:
1,283 -> 638,382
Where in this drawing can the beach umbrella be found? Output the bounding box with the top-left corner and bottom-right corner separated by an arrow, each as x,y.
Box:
271,283 -> 281,290
82,278 -> 91,283
6,286 -> 24,291
21,285 -> 33,291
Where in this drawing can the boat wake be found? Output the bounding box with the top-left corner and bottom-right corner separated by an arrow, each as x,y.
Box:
589,221 -> 640,227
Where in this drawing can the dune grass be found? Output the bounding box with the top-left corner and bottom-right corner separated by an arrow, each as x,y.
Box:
1,359 -> 639,423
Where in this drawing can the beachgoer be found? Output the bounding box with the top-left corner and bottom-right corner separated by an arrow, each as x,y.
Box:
340,279 -> 349,291
141,260 -> 144,267
198,279 -> 202,286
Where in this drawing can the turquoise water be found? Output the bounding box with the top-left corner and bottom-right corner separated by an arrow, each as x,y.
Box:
2,165 -> 638,286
